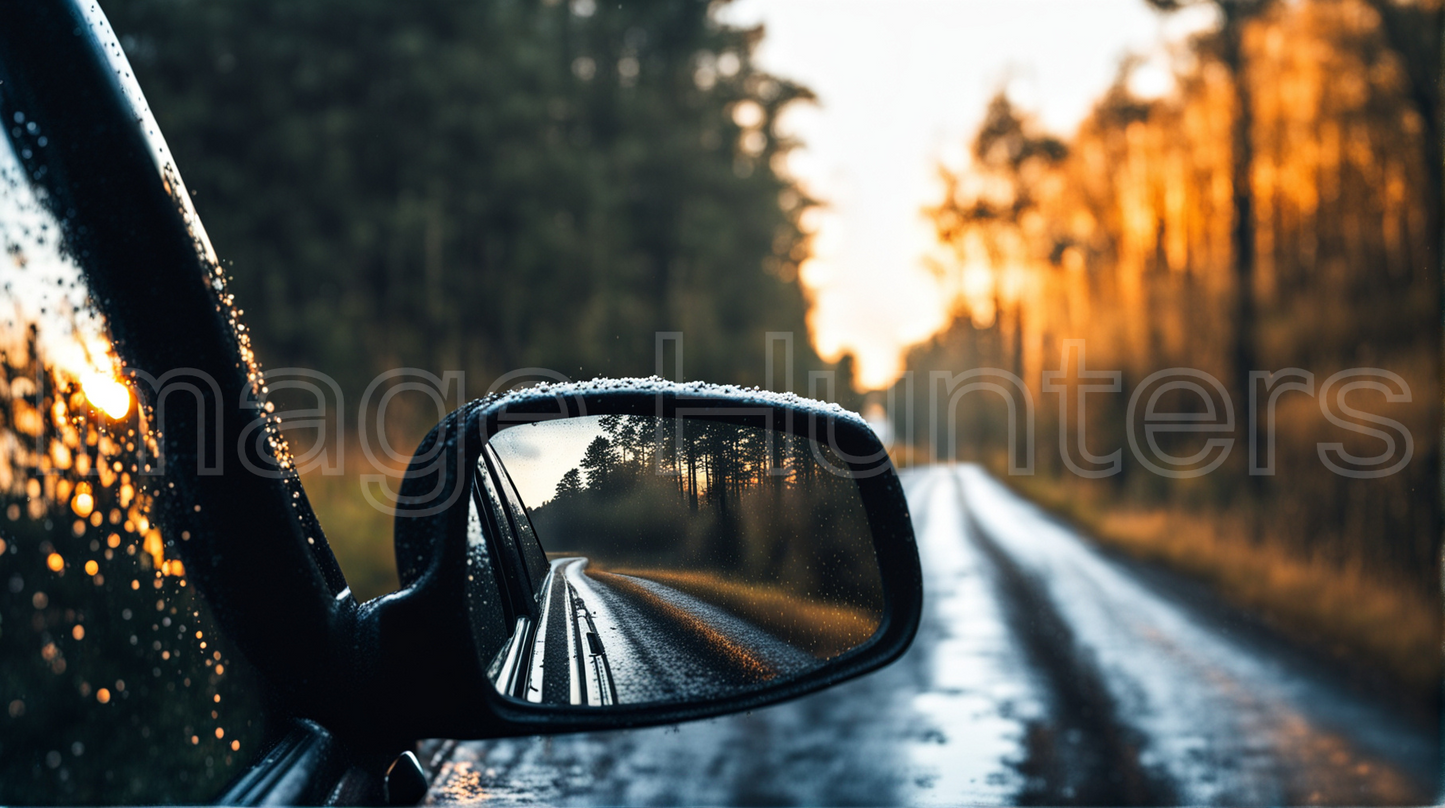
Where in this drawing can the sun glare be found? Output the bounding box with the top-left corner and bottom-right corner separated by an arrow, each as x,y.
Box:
81,373 -> 131,420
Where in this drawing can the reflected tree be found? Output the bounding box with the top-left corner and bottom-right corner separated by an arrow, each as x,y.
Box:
529,416 -> 881,623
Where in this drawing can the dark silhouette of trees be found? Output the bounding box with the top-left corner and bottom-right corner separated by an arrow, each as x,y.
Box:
1359,0 -> 1443,290
103,0 -> 837,402
578,435 -> 616,491
928,93 -> 1068,382
527,415 -> 879,610
554,467 -> 582,499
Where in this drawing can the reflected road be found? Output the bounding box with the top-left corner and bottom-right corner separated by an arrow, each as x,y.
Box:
428,464 -> 1438,805
524,558 -> 818,706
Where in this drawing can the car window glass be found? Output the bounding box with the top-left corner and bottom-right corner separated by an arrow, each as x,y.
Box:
485,444 -> 549,594
464,485 -> 510,667
0,98 -> 273,803
474,457 -> 534,611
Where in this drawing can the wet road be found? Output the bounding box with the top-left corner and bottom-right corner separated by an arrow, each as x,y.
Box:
425,464 -> 1439,806
533,558 -> 818,705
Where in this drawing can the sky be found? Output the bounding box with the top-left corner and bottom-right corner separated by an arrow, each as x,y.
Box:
719,0 -> 1217,389
489,416 -> 608,506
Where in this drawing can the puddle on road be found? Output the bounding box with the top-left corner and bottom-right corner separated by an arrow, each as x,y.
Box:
899,468 -> 1045,805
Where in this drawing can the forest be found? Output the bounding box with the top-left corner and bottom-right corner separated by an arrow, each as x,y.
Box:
99,0 -> 860,599
516,414 -> 883,658
102,0 -> 838,395
895,0 -> 1441,698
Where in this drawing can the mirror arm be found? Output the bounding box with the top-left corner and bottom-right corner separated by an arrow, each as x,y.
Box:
340,401 -> 499,745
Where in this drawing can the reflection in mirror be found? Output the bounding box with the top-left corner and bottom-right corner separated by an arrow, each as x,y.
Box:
464,415 -> 884,708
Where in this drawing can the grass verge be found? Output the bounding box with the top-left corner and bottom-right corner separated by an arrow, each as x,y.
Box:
298,470 -> 399,602
602,566 -> 880,659
1005,473 -> 1441,702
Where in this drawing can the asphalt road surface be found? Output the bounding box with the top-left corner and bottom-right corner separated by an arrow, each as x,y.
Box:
528,558 -> 819,705
425,464 -> 1439,806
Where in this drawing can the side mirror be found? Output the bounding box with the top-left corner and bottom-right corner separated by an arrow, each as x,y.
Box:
360,379 -> 921,742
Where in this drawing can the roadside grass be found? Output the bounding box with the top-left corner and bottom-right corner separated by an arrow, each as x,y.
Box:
298,467 -> 399,603
601,566 -> 880,659
1003,472 -> 1441,701
587,571 -> 780,680
283,416 -> 433,603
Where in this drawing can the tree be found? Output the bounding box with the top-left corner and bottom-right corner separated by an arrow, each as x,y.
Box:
578,435 -> 615,490
1145,0 -> 1273,416
1359,0 -> 1442,303
928,93 -> 1067,381
554,467 -> 582,500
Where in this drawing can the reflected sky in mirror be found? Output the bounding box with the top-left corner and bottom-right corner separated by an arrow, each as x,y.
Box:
487,417 -> 608,506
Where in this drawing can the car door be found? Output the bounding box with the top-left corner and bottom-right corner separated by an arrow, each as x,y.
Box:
0,1 -> 366,802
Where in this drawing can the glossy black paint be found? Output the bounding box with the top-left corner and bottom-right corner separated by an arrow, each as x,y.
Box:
0,0 -> 923,755
217,720 -> 354,806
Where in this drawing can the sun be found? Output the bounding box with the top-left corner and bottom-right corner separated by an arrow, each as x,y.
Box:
81,372 -> 131,420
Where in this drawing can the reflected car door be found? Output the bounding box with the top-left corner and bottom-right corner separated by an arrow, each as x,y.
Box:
484,444 -> 550,591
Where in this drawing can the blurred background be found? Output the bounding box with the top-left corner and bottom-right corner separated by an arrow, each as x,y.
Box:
104,0 -> 1439,748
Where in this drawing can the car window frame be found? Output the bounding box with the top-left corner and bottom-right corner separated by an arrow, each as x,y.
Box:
470,471 -> 533,625
483,444 -> 550,594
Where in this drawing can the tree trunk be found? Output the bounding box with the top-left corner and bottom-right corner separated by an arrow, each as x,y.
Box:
1363,0 -> 1442,287
1221,6 -> 1259,426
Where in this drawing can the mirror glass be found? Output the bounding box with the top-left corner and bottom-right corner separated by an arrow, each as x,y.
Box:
463,414 -> 884,707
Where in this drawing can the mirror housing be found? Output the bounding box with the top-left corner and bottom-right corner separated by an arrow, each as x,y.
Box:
348,379 -> 922,745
